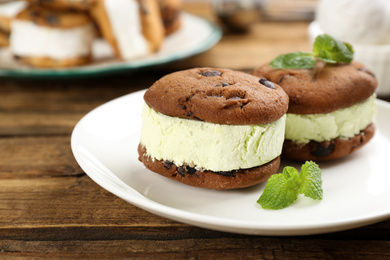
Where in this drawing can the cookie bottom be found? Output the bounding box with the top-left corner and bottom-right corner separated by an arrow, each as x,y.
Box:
283,124 -> 375,161
138,144 -> 281,190
14,54 -> 92,68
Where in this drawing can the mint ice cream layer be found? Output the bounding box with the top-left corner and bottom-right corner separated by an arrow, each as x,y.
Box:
285,94 -> 376,144
140,103 -> 286,172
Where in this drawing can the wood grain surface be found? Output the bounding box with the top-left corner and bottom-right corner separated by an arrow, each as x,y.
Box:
1,2 -> 390,259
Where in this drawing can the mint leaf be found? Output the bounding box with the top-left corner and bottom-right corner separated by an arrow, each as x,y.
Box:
257,162 -> 323,210
299,161 -> 323,200
268,34 -> 354,69
257,167 -> 300,209
313,34 -> 354,64
269,52 -> 316,69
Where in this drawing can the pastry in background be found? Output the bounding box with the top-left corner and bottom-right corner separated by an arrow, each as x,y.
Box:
10,5 -> 94,68
158,0 -> 181,35
0,1 -> 27,47
91,0 -> 164,61
253,61 -> 377,162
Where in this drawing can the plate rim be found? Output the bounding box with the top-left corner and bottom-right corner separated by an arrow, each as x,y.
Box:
0,13 -> 222,79
71,90 -> 390,236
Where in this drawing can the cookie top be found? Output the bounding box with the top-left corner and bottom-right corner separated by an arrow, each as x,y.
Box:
144,68 -> 289,125
252,61 -> 377,115
16,5 -> 91,28
26,0 -> 95,11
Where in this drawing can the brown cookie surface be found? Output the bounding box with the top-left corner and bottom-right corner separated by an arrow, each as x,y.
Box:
16,5 -> 92,28
252,61 -> 377,114
138,144 -> 281,190
282,124 -> 375,161
144,68 -> 289,125
26,0 -> 95,11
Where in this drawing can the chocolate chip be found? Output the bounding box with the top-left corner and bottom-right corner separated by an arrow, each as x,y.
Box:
45,14 -> 59,25
259,78 -> 275,89
177,165 -> 197,176
181,105 -> 186,110
177,166 -> 186,177
200,70 -> 221,77
221,82 -> 229,87
193,116 -> 203,121
186,166 -> 197,174
163,160 -> 173,169
310,142 -> 335,157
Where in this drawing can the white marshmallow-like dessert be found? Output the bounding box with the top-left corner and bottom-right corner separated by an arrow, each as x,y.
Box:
91,0 -> 164,61
9,6 -> 94,67
10,20 -> 94,60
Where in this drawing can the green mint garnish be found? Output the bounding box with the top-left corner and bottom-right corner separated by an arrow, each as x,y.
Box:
269,52 -> 316,69
257,161 -> 323,210
299,161 -> 323,200
269,34 -> 354,69
313,34 -> 354,64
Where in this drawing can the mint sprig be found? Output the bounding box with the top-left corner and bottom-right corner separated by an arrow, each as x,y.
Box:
269,52 -> 316,69
269,34 -> 354,69
257,161 -> 323,210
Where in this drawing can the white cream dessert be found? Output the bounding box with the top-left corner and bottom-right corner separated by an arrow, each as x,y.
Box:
140,103 -> 286,172
104,0 -> 148,60
10,20 -> 94,60
9,5 -> 94,67
91,0 -> 164,61
285,94 -> 376,144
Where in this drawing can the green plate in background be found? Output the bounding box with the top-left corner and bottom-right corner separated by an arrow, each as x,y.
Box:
0,13 -> 222,79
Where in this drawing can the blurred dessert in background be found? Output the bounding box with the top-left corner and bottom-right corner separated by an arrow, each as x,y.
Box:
309,0 -> 390,96
10,5 -> 94,67
158,0 -> 181,35
0,1 -> 27,47
91,0 -> 164,61
1,0 -> 181,68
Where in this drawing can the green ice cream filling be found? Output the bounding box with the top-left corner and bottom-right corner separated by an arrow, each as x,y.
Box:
140,103 -> 286,172
285,94 -> 376,144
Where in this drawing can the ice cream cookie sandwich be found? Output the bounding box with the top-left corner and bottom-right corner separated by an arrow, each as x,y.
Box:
10,5 -> 94,67
138,68 -> 289,190
91,0 -> 164,61
253,61 -> 377,161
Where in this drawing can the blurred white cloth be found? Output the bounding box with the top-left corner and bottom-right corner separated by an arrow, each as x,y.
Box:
316,0 -> 390,44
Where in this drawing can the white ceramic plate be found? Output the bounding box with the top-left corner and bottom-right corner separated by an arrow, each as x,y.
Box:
0,13 -> 221,78
71,90 -> 390,236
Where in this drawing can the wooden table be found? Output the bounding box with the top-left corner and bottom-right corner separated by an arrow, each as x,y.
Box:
1,3 -> 390,259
